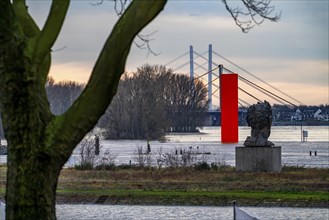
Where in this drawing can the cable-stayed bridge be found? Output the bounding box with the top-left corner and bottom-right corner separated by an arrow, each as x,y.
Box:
164,44 -> 305,111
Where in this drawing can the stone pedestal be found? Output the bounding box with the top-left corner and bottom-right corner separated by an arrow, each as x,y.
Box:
236,146 -> 281,172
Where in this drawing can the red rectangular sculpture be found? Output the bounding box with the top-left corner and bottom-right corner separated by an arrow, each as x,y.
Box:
220,74 -> 238,143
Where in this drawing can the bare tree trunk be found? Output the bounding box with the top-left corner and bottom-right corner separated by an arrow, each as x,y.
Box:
6,149 -> 61,219
0,1 -> 167,219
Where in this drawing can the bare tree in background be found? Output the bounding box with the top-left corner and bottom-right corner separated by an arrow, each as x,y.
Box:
78,135 -> 97,169
99,65 -> 171,139
132,146 -> 153,168
76,134 -> 118,169
46,77 -> 85,115
164,74 -> 209,132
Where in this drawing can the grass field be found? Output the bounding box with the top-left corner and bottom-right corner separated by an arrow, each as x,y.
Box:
1,165 -> 328,207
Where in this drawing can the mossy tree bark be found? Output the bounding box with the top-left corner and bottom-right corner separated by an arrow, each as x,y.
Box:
0,0 -> 167,219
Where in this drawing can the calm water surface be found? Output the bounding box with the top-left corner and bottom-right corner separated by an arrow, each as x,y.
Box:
57,205 -> 329,220
2,126 -> 327,167
66,126 -> 328,168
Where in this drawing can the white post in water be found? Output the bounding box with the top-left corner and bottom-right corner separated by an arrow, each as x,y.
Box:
208,44 -> 213,111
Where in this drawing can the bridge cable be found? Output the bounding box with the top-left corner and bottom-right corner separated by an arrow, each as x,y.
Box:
194,61 -> 208,71
243,81 -> 287,105
238,87 -> 262,102
223,65 -> 297,106
238,101 -> 247,108
211,86 -> 251,108
194,51 -> 220,67
213,51 -> 305,105
194,66 -> 220,80
211,76 -> 219,83
212,88 -> 219,95
164,51 -> 189,66
240,80 -> 287,105
222,67 -> 235,74
222,66 -> 289,105
194,50 -> 208,59
238,75 -> 297,107
173,61 -> 190,72
239,98 -> 251,107
194,62 -> 208,72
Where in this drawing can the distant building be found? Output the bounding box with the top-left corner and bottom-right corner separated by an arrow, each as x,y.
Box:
291,108 -> 302,121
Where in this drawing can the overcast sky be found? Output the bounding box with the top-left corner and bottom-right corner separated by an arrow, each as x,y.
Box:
27,0 -> 328,106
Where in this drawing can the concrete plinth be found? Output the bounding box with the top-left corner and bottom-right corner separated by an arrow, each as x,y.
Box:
236,146 -> 281,172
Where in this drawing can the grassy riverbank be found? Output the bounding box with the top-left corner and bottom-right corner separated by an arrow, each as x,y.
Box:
1,165 -> 328,207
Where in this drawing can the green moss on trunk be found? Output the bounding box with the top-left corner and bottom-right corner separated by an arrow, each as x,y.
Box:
1,0 -> 167,219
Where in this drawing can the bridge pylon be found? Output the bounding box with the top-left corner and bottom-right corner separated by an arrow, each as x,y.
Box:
208,44 -> 213,111
189,45 -> 194,80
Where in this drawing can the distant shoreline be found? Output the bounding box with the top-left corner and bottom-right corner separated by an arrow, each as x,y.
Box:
272,121 -> 329,126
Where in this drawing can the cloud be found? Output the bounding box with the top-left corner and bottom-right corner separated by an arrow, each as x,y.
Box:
25,0 -> 328,105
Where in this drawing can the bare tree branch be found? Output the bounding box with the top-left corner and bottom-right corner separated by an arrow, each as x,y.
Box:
221,0 -> 281,33
33,0 -> 70,64
92,0 -> 160,56
90,0 -> 104,6
134,30 -> 160,57
12,0 -> 51,88
113,0 -> 130,15
12,0 -> 40,38
91,0 -> 130,15
52,46 -> 67,53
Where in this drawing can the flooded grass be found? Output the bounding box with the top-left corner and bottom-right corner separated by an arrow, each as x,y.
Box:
54,166 -> 329,207
1,163 -> 328,207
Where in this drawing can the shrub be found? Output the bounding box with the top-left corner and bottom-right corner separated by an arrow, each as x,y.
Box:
282,166 -> 307,172
194,162 -> 210,171
117,164 -> 135,170
95,163 -> 116,171
132,146 -> 153,168
210,162 -> 219,170
74,162 -> 93,170
76,133 -> 118,170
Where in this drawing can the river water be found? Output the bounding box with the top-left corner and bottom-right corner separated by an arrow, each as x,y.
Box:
56,204 -> 329,220
1,126 -> 328,167
63,126 -> 328,168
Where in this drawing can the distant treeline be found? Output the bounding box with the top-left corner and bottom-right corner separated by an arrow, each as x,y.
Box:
46,77 -> 85,115
0,64 -> 208,140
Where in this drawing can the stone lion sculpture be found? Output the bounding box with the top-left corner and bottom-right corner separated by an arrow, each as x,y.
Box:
244,100 -> 274,147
